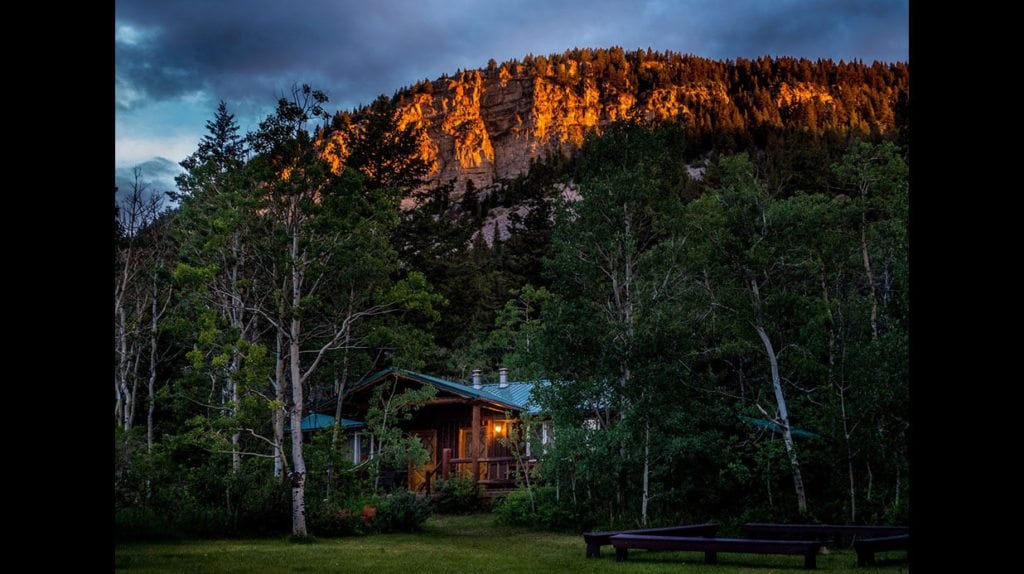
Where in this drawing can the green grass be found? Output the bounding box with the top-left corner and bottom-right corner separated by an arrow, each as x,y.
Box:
115,514 -> 909,573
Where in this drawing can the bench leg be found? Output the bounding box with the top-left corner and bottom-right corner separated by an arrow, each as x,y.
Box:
804,552 -> 816,569
857,550 -> 874,567
615,547 -> 628,562
704,550 -> 717,564
585,542 -> 599,558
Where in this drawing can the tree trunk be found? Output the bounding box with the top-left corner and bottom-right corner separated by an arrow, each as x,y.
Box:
289,331 -> 307,536
288,229 -> 308,538
127,332 -> 141,432
147,285 -> 159,455
822,270 -> 855,521
273,277 -> 289,480
893,467 -> 901,512
754,321 -> 808,514
229,354 -> 241,473
115,305 -> 127,426
641,422 -> 650,526
861,196 -> 879,340
866,461 -> 873,501
841,390 -> 856,522
228,243 -> 244,473
332,311 -> 352,449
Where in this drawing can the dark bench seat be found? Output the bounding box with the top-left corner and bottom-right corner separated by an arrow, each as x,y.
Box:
742,523 -> 909,544
854,534 -> 910,566
583,523 -> 718,558
610,534 -> 823,569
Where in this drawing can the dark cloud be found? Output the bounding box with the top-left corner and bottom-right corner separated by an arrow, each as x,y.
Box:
116,0 -> 907,113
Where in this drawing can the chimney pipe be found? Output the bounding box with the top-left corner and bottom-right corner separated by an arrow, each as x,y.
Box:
498,367 -> 509,389
472,369 -> 482,389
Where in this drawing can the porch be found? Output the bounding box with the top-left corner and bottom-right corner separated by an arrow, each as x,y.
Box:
417,448 -> 540,496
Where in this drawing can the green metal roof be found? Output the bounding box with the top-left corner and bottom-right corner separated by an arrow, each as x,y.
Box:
286,413 -> 366,432
739,415 -> 818,439
477,381 -> 541,414
351,368 -> 541,414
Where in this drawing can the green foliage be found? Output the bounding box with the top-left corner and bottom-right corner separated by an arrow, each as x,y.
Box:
460,285 -> 552,377
117,70 -> 909,541
115,430 -> 292,541
334,94 -> 431,191
493,486 -> 574,531
365,381 -> 437,492
372,490 -> 432,533
527,123 -> 908,529
429,477 -> 485,514
307,495 -> 379,537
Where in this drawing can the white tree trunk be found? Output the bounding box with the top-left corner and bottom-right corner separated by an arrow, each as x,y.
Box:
273,327 -> 288,479
147,284 -> 159,454
822,271 -> 856,521
288,228 -> 308,537
754,322 -> 808,514
115,305 -> 128,427
641,423 -> 650,526
230,355 -> 241,473
861,195 -> 879,341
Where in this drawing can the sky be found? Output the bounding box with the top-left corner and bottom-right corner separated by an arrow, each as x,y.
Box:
115,0 -> 909,194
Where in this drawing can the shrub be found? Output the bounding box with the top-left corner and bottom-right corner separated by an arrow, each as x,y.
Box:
430,477 -> 485,514
493,485 -> 574,531
372,490 -> 431,533
308,502 -> 364,537
230,468 -> 292,536
115,507 -> 174,542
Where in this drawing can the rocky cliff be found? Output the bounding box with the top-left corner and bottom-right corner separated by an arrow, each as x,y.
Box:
326,50 -> 908,205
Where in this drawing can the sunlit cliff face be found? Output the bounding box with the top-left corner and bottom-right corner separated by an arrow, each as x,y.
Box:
321,54 -> 906,209
321,64 -> 718,207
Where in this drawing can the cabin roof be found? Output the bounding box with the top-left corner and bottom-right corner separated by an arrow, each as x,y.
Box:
286,413 -> 366,432
351,368 -> 542,414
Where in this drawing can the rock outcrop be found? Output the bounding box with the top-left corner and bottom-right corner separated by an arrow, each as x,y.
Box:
325,50 -> 908,206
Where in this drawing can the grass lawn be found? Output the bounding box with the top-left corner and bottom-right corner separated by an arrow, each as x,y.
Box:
115,513 -> 909,573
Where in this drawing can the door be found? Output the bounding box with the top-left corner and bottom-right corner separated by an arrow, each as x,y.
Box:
407,430 -> 437,491
458,427 -> 486,480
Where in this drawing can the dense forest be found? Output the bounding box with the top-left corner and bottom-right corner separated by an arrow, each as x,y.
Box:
115,52 -> 908,540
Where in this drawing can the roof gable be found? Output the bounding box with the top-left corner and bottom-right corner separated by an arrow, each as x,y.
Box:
350,368 -> 540,413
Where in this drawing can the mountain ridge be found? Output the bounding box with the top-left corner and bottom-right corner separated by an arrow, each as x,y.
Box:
325,48 -> 908,203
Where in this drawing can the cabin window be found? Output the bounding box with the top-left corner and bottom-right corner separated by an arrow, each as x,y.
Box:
541,421 -> 552,445
352,432 -> 374,463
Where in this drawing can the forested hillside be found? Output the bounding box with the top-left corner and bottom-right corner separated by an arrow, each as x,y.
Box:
115,51 -> 908,539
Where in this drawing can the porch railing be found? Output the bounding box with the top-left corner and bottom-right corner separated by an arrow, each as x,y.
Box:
420,448 -> 538,493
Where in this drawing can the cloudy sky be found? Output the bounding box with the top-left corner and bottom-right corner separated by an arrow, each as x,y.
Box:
115,0 -> 908,193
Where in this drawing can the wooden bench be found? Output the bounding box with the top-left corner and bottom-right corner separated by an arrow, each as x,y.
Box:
742,523 -> 909,545
610,534 -> 823,569
854,534 -> 910,566
582,523 -> 718,558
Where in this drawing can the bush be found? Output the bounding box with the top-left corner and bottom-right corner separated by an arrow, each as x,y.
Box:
430,477 -> 485,514
308,502 -> 365,537
115,507 -> 174,542
493,485 -> 574,530
230,468 -> 292,536
372,490 -> 431,533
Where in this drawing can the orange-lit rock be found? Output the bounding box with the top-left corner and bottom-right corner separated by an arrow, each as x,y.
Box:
322,52 -> 908,207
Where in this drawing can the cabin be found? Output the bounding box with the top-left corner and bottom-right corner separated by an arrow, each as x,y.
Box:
324,367 -> 549,495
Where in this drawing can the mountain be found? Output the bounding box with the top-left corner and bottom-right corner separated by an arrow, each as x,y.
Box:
114,157 -> 184,205
325,48 -> 908,203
